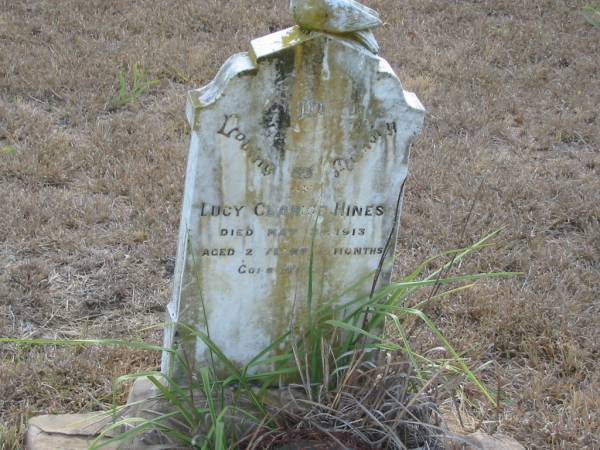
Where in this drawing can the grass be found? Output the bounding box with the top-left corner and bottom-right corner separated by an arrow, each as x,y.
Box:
3,233 -> 514,449
0,0 -> 599,448
0,423 -> 20,450
111,63 -> 160,110
583,4 -> 600,28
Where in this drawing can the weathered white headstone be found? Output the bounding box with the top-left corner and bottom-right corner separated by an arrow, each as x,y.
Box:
162,5 -> 425,379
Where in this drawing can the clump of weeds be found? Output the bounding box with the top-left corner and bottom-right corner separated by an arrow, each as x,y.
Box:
110,63 -> 159,110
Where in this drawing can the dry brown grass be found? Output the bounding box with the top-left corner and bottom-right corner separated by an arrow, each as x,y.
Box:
0,0 -> 598,448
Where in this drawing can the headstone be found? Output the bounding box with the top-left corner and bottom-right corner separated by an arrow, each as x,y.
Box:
162,6 -> 425,379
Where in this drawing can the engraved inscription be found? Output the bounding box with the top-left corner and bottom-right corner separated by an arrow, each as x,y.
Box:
336,228 -> 366,237
220,228 -> 254,237
198,200 -> 389,280
200,203 -> 245,217
266,247 -> 309,257
267,228 -> 298,237
333,247 -> 384,256
196,200 -> 390,286
198,202 -> 385,218
298,100 -> 325,120
333,203 -> 385,217
333,122 -> 397,178
200,248 -> 236,256
218,114 -> 276,176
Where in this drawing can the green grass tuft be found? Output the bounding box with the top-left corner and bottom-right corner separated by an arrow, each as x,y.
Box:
583,4 -> 600,28
0,145 -> 17,155
0,423 -> 20,450
110,63 -> 159,109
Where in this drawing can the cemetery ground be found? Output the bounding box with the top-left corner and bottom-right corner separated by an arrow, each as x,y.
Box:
0,0 -> 598,448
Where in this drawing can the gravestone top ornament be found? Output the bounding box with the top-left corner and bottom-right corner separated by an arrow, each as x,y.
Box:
290,0 -> 382,53
162,0 -> 425,380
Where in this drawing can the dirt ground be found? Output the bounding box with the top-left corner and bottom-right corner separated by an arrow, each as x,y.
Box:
1,0 -> 598,448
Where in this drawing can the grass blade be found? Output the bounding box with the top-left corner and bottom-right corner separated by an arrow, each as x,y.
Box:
0,337 -> 167,353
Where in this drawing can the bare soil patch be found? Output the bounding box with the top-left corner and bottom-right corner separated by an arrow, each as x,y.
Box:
1,0 -> 599,448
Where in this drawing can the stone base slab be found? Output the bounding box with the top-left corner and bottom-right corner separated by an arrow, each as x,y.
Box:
26,413 -> 117,450
25,377 -> 167,450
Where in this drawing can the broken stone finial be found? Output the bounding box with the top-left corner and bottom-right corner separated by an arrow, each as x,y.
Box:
289,0 -> 382,33
289,0 -> 382,53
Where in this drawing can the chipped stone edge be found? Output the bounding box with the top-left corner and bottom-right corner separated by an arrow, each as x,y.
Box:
250,26 -> 317,62
376,58 -> 426,115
